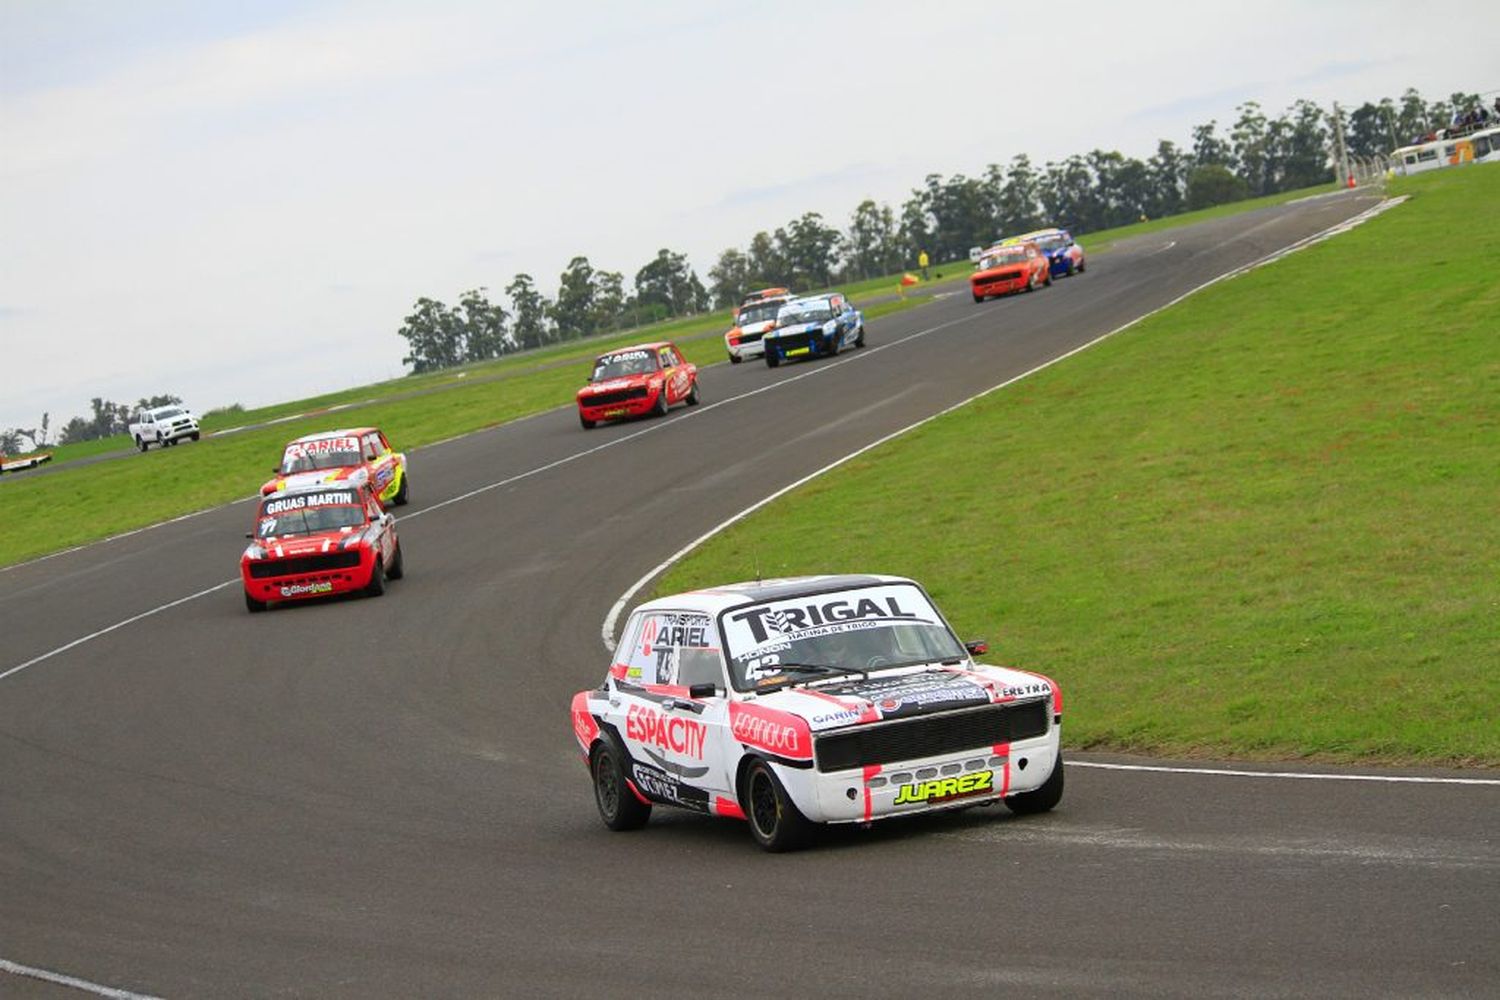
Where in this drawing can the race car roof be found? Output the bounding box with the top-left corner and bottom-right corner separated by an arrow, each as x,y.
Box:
288,428 -> 378,445
596,341 -> 672,358
260,482 -> 371,503
633,574 -> 912,616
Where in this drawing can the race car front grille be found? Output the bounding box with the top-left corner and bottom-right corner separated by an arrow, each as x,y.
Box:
582,387 -> 648,408
248,551 -> 361,578
980,270 -> 1024,286
814,699 -> 1050,772
771,332 -> 815,354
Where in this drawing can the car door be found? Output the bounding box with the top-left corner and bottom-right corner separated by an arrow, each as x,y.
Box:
612,609 -> 734,805
364,432 -> 395,496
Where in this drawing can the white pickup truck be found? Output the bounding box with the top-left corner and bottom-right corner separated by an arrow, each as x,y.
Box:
130,405 -> 201,451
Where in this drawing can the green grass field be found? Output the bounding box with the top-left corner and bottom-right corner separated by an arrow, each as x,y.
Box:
659,167 -> 1497,766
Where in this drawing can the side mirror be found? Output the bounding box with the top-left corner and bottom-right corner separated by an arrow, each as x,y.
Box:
688,683 -> 717,699
964,639 -> 989,656
244,532 -> 254,539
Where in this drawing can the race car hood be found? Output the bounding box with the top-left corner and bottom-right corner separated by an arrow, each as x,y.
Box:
246,526 -> 368,559
264,466 -> 368,493
973,263 -> 1026,279
578,375 -> 657,400
748,664 -> 1055,731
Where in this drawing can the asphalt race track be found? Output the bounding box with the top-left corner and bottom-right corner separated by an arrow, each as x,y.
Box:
3,190 -> 1496,999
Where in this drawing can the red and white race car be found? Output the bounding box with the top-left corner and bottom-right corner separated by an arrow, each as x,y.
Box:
577,341 -> 700,430
572,574 -> 1063,851
240,483 -> 403,613
261,427 -> 408,507
724,288 -> 793,363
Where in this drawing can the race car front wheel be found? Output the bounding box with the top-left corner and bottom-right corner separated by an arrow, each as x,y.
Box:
654,392 -> 670,417
744,760 -> 812,852
765,353 -> 780,368
245,592 -> 267,613
579,414 -> 595,430
1004,751 -> 1064,815
593,737 -> 651,831
365,559 -> 385,597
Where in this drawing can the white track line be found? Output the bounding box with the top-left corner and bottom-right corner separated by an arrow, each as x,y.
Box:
0,580 -> 237,683
0,315 -> 977,683
1066,761 -> 1500,786
0,958 -> 164,1000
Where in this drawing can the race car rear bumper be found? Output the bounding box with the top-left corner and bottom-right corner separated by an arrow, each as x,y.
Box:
727,337 -> 766,360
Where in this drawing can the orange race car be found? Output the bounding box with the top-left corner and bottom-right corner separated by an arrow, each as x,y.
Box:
970,242 -> 1051,302
725,288 -> 794,363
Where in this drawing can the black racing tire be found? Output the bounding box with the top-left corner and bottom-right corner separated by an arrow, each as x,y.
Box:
855,324 -> 865,347
189,431 -> 200,442
686,382 -> 700,406
828,332 -> 841,357
1025,272 -> 1037,292
364,557 -> 385,597
972,292 -> 984,303
1044,269 -> 1053,287
245,592 -> 267,614
393,471 -> 409,506
1004,752 -> 1064,815
592,737 -> 651,831
1066,261 -> 1076,277
729,354 -> 742,364
136,437 -> 148,452
156,432 -> 165,448
387,541 -> 404,580
1078,259 -> 1086,273
743,759 -> 813,852
579,414 -> 595,430
654,391 -> 670,417
765,352 -> 780,368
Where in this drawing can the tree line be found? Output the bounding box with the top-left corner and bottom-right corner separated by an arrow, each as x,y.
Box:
395,86 -> 1482,373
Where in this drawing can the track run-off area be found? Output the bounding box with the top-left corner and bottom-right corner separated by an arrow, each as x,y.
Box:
2,189 -> 1495,999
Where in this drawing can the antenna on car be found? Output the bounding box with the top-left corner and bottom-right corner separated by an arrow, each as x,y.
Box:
754,543 -> 762,584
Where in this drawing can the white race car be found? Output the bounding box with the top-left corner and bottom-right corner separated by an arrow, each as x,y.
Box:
573,574 -> 1063,851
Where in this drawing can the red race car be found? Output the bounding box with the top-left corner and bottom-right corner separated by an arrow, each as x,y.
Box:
971,242 -> 1051,301
240,483 -> 403,613
577,341 -> 700,430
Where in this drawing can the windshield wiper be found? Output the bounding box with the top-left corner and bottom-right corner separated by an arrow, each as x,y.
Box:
777,662 -> 869,685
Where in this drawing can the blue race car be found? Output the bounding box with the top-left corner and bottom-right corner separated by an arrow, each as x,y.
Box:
762,294 -> 865,367
1008,228 -> 1087,278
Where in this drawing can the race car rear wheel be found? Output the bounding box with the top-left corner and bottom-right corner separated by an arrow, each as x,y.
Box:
393,471 -> 409,506
387,542 -> 404,580
686,382 -> 700,406
245,593 -> 267,614
592,737 -> 651,831
728,354 -> 741,364
364,558 -> 385,597
744,760 -> 812,852
1004,752 -> 1064,815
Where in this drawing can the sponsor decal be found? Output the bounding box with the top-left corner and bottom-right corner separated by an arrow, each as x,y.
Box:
637,612 -> 714,684
729,703 -> 811,761
999,681 -> 1052,700
262,490 -> 358,516
728,592 -> 921,647
599,348 -> 650,365
811,709 -> 863,726
825,672 -> 991,720
625,704 -> 706,760
892,771 -> 994,805
285,437 -> 360,460
786,347 -> 810,357
279,581 -> 334,597
630,763 -> 709,812
570,695 -> 600,751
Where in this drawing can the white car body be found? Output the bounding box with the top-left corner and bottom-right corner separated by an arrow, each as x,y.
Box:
724,296 -> 791,362
573,575 -> 1063,849
129,405 -> 200,450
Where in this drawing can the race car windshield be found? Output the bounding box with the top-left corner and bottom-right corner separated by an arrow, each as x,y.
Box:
720,583 -> 967,690
1035,235 -> 1067,250
255,504 -> 365,538
737,302 -> 781,325
778,306 -> 833,327
981,249 -> 1028,268
592,352 -> 659,381
281,447 -> 360,473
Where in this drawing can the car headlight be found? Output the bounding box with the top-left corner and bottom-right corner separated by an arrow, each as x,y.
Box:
245,544 -> 266,559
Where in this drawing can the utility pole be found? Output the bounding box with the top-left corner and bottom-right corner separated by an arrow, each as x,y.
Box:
1332,102 -> 1351,187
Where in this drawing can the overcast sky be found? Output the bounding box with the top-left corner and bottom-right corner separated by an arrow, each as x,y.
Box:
3,0 -> 1495,432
